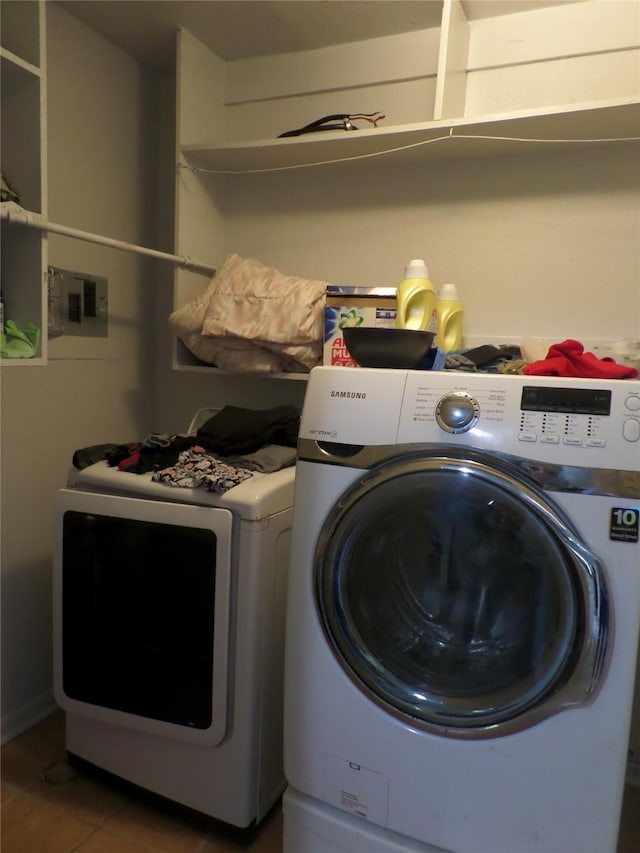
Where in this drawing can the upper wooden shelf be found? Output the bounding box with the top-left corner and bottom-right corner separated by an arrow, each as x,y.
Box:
181,99 -> 640,174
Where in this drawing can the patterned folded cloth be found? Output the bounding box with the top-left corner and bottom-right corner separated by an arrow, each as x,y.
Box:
152,447 -> 253,493
523,339 -> 638,379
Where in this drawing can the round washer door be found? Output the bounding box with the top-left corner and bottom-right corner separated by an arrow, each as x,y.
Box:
315,451 -> 609,737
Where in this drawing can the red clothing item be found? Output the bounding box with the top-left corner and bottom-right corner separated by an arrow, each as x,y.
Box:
523,339 -> 638,379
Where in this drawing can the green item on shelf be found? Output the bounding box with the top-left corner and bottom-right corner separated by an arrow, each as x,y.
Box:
1,320 -> 40,358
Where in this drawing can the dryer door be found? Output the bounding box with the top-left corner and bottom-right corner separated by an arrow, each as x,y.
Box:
315,451 -> 609,737
54,489 -> 233,746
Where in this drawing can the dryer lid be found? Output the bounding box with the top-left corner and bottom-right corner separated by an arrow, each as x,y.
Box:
66,461 -> 296,519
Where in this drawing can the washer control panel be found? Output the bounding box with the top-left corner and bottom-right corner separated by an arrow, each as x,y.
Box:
519,384 -> 610,447
301,368 -> 639,471
397,371 -> 640,470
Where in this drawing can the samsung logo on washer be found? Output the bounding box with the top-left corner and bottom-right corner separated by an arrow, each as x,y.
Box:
330,390 -> 367,399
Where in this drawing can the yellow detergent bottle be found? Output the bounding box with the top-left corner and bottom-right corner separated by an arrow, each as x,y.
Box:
395,259 -> 438,333
435,283 -> 464,351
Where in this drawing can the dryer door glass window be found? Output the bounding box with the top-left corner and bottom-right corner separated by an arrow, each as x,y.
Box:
62,511 -> 216,729
316,457 -> 606,732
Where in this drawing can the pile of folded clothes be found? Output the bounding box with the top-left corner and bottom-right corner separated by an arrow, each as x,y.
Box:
72,405 -> 300,494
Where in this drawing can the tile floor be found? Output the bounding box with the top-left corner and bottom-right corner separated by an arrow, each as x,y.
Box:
2,710 -> 640,852
1,711 -> 281,852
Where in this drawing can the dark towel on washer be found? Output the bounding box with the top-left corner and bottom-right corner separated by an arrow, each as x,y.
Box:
196,405 -> 301,455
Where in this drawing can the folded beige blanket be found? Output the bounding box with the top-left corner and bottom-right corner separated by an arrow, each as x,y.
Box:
170,254 -> 326,373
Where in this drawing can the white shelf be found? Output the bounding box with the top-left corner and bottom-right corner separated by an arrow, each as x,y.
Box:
173,337 -> 310,380
1,0 -> 47,366
174,363 -> 310,381
181,99 -> 640,174
173,0 -> 640,376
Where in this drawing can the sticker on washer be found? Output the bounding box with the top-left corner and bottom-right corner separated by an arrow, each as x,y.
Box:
340,786 -> 369,818
322,755 -> 389,824
610,508 -> 639,543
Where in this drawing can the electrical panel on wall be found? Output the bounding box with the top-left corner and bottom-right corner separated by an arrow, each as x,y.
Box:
48,266 -> 108,338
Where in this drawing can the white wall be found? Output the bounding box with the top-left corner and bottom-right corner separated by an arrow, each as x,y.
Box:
220,143 -> 639,345
0,4 -> 162,741
157,136 -> 640,434
152,77 -> 307,433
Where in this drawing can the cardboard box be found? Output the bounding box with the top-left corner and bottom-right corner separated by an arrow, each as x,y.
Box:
324,286 -> 397,367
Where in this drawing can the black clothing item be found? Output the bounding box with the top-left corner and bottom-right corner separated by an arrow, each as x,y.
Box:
72,443 -> 120,470
110,436 -> 198,474
196,405 -> 301,455
72,406 -> 301,476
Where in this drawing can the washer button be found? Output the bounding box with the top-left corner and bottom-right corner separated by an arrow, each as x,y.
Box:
625,395 -> 640,412
518,432 -> 537,443
623,418 -> 640,442
563,437 -> 583,446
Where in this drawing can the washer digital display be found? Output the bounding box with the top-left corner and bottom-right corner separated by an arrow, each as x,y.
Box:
521,386 -> 612,416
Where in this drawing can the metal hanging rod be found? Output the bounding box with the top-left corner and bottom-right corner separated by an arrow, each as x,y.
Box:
0,204 -> 217,275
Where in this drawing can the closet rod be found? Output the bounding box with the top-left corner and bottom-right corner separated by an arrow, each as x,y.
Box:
0,204 -> 217,275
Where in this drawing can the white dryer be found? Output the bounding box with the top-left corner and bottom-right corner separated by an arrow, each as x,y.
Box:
54,455 -> 295,827
284,366 -> 640,853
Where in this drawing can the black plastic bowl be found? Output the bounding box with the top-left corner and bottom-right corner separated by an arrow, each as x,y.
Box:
343,327 -> 435,369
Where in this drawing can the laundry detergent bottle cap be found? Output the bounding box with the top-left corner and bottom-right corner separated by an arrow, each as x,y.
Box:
435,283 -> 464,351
395,259 -> 438,333
404,259 -> 429,280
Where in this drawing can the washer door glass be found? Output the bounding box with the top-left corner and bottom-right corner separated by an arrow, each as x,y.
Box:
315,454 -> 606,734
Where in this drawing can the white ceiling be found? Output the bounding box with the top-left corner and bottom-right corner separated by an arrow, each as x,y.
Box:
57,1 -> 573,72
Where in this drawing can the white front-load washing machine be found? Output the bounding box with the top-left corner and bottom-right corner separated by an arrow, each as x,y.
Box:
284,366 -> 640,853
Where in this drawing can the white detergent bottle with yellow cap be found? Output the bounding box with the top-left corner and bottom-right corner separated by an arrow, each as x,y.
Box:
435,283 -> 464,351
395,259 -> 437,333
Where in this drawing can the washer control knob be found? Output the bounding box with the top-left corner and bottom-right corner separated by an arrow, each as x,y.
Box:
436,392 -> 480,433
